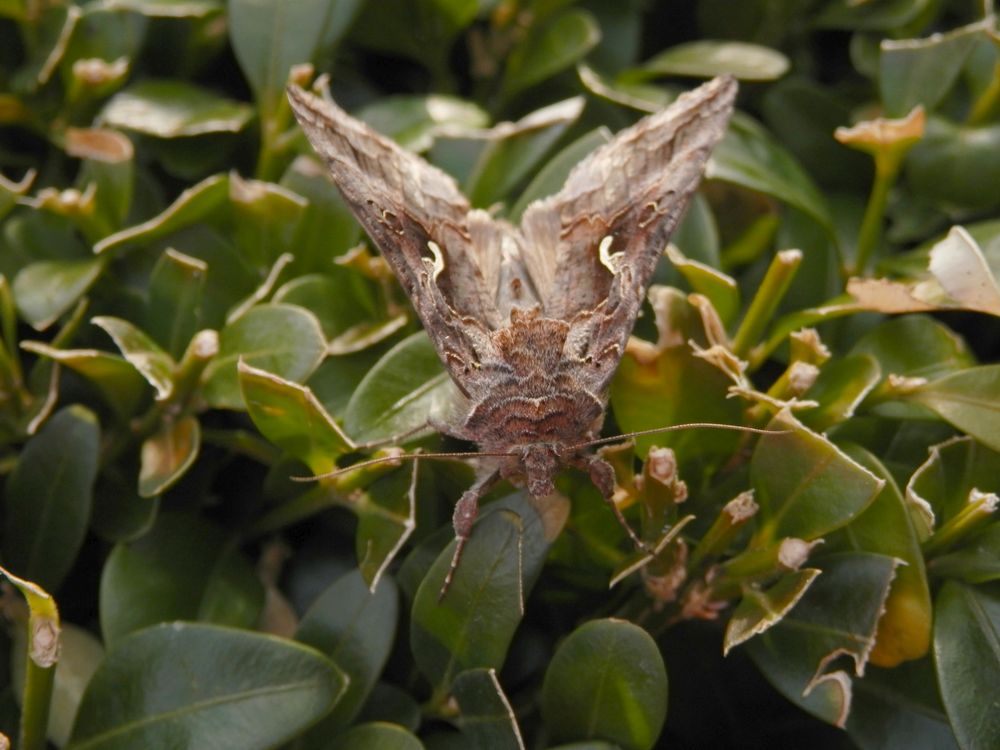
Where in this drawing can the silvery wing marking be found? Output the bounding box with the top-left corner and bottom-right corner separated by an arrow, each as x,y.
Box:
287,78 -> 737,592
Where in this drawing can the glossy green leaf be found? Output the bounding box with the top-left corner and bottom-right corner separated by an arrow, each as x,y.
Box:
99,513 -> 263,648
356,683 -> 421,731
746,552 -> 901,727
147,248 -> 208,360
907,436 -> 1000,531
92,315 -> 175,400
709,113 -> 833,234
907,117 -> 1000,212
3,406 -> 99,592
202,303 -> 326,410
355,462 -> 419,590
465,97 -> 585,208
541,618 -> 667,750
725,568 -> 822,653
98,0 -> 222,16
100,79 -> 253,137
665,244 -> 740,324
67,623 -> 346,750
800,354 -> 881,432
229,0 -> 360,115
138,415 -> 200,497
358,95 -> 489,152
847,658 -> 959,750
296,570 -> 399,740
344,331 -> 453,443
335,722 -> 426,750
13,257 -> 105,330
91,466 -> 160,543
453,668 -> 525,750
879,20 -> 989,117
906,366 -> 1000,453
638,40 -> 789,81
851,315 -> 973,382
504,10 -> 601,97
751,410 -> 884,544
933,582 -> 1000,750
68,128 -> 135,234
94,173 -> 229,255
577,63 -> 671,113
272,272 -> 386,347
229,176 -> 307,267
509,127 -> 609,221
410,494 -> 551,691
19,342 -> 147,419
239,361 -> 354,475
831,446 -> 932,667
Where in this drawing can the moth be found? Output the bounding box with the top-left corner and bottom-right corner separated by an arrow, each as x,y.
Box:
287,76 -> 737,587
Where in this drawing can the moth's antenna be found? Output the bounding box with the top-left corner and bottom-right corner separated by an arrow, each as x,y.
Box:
570,422 -> 785,451
291,450 -> 510,483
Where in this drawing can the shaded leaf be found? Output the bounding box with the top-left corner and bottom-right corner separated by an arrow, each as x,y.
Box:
138,415 -> 201,497
504,10 -> 601,97
296,571 -> 398,738
14,257 -> 106,330
906,366 -> 1000,453
3,406 -> 99,592
147,248 -> 207,360
453,668 -> 525,750
335,722 -> 426,750
725,568 -> 822,653
638,40 -> 789,81
92,315 -> 174,400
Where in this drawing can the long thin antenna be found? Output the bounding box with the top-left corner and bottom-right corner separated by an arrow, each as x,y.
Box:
570,422 -> 784,451
292,450 -> 510,483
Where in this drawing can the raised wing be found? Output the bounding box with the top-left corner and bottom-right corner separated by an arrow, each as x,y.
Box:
287,86 -> 514,397
519,75 -> 737,389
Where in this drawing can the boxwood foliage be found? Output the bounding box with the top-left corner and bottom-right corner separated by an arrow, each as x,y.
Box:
1,1 -> 999,749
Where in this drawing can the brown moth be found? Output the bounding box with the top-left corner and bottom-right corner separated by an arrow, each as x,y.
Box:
287,76 -> 737,587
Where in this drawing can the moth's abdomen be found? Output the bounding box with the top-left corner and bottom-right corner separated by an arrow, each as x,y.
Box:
464,389 -> 603,448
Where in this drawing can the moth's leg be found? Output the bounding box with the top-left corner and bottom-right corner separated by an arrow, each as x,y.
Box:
441,468 -> 500,599
585,456 -> 649,552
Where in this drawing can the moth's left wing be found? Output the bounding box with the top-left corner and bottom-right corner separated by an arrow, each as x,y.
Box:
287,86 -> 510,397
519,76 -> 736,387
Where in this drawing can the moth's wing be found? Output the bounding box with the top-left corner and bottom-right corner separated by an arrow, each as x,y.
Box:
519,75 -> 737,390
287,86 -> 507,397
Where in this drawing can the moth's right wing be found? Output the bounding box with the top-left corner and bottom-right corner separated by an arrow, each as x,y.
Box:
287,86 -> 507,397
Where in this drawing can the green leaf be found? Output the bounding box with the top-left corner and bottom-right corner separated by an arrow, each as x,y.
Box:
344,331 -> 453,444
97,0 -> 223,17
239,361 -> 354,475
815,0 -> 937,30
335,722 -> 426,750
100,79 -> 253,137
577,63 -> 671,113
229,175 -> 307,267
147,248 -> 208,360
637,40 -> 789,81
410,493 -> 551,691
99,513 -> 263,648
272,272 -> 382,344
91,467 -> 160,543
851,314 -> 974,382
296,570 -> 399,739
799,354 -> 881,432
202,303 -> 326,410
453,668 -> 525,750
94,173 -> 229,255
709,113 -> 833,235
358,95 -> 489,152
929,524 -> 1000,584
355,462 -> 419,590
13,257 -> 106,330
746,552 -> 901,727
541,618 -> 668,750
229,0 -> 360,116
67,623 -> 346,750
92,315 -> 175,400
465,97 -> 585,208
933,582 -> 1000,750
68,128 -> 135,234
665,244 -> 740,324
725,569 -> 822,653
906,366 -> 1000,453
907,117 -> 1000,213
2,406 -> 99,592
509,127 -> 610,222
504,10 -> 601,97
350,0 -> 476,69
751,410 -> 884,544
138,415 -> 201,497
879,20 -> 989,117
18,343 -> 147,420
832,446 -> 933,668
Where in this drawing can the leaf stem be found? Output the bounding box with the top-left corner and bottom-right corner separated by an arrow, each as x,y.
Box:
731,249 -> 803,359
852,159 -> 894,276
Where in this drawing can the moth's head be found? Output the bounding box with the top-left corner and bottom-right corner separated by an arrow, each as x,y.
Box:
519,444 -> 560,498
